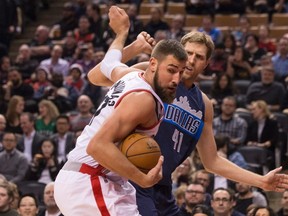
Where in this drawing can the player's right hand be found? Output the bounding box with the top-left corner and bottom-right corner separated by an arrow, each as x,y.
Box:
136,32 -> 156,55
141,155 -> 164,188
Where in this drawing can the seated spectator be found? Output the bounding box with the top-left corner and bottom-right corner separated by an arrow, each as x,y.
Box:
35,100 -> 59,138
61,31 -> 77,62
278,190 -> 288,216
25,138 -> 61,184
192,204 -> 212,216
50,2 -> 78,40
65,63 -> 87,93
167,14 -> 186,42
232,15 -> 251,46
70,95 -> 93,133
50,115 -> 76,164
245,100 -> 279,170
223,34 -> 237,56
211,187 -> 245,216
3,68 -> 34,103
144,7 -> 169,37
40,44 -> 70,77
0,114 -> 6,150
179,183 -> 208,215
198,15 -> 222,45
272,37 -> 288,83
246,66 -> 286,112
5,95 -> 24,135
32,66 -> 51,93
8,181 -> 20,210
213,96 -> 248,149
18,112 -> 44,162
258,25 -> 277,55
210,74 -> 238,114
251,206 -> 276,216
29,25 -> 53,62
17,193 -> 39,216
251,54 -> 273,83
172,157 -> 193,190
234,182 -> 267,215
38,182 -> 63,216
0,56 -> 11,86
14,44 -> 39,81
244,34 -> 267,68
227,46 -> 252,80
0,181 -> 19,216
0,132 -> 29,184
174,185 -> 188,208
74,15 -> 95,45
73,44 -> 96,75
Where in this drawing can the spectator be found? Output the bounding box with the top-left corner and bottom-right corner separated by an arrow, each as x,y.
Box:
65,63 -> 87,93
246,66 -> 286,112
17,194 -> 39,216
167,14 -> 186,42
40,45 -> 70,77
50,2 -> 78,40
29,25 -> 53,62
3,68 -> 34,103
50,115 -> 76,164
198,15 -> 222,44
272,37 -> 288,83
210,74 -> 238,114
191,204 -> 212,216
223,34 -> 237,56
251,54 -> 273,83
74,15 -> 95,45
38,182 -> 63,216
0,182 -> 19,216
61,31 -> 77,62
278,190 -> 288,216
8,181 -> 20,211
0,132 -> 28,184
213,96 -> 248,149
5,95 -> 24,135
251,206 -> 276,216
25,138 -> 61,184
245,100 -> 279,170
18,112 -> 44,162
174,185 -> 188,207
234,182 -> 268,215
144,7 -> 169,37
32,66 -> 51,93
216,0 -> 246,14
226,46 -> 253,80
35,100 -> 59,138
172,157 -> 193,190
258,25 -> 277,55
232,15 -> 251,46
211,187 -> 245,216
244,34 -> 267,67
70,95 -> 93,133
74,44 -> 96,75
0,114 -> 6,150
14,44 -> 39,81
0,56 -> 11,86
179,183 -> 208,215
194,169 -> 213,204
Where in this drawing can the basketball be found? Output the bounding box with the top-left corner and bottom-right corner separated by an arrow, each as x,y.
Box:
119,133 -> 161,174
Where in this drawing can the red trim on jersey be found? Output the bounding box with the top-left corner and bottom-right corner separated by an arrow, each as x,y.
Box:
79,164 -> 110,215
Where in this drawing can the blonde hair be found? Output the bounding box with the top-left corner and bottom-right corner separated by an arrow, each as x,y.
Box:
5,95 -> 24,124
38,100 -> 59,120
181,31 -> 215,60
251,100 -> 271,118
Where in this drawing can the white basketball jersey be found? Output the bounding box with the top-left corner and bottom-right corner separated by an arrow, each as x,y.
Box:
68,72 -> 164,170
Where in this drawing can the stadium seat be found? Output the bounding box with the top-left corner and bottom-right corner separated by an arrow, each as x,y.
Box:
214,14 -> 239,28
269,26 -> 288,40
166,2 -> 186,15
137,15 -> 151,26
246,14 -> 269,26
185,15 -> 205,28
139,3 -> 164,15
272,13 -> 288,26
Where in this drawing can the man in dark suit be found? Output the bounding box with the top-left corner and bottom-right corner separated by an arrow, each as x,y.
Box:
50,114 -> 76,164
17,112 -> 45,162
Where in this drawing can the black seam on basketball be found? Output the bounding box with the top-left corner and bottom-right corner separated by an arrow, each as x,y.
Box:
127,151 -> 161,157
125,137 -> 150,157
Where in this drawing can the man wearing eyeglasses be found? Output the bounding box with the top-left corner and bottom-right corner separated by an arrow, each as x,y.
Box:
211,187 -> 244,216
179,183 -> 208,216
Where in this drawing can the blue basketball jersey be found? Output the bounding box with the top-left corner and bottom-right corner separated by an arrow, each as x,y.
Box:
155,82 -> 205,185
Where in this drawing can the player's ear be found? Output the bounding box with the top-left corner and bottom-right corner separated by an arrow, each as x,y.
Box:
149,57 -> 158,73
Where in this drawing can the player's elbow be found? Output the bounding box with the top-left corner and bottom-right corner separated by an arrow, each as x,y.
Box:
86,140 -> 98,157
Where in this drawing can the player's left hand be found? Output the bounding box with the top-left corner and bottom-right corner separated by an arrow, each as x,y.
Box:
108,6 -> 130,35
261,166 -> 288,192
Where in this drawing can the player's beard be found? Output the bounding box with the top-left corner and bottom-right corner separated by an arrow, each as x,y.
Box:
153,68 -> 176,104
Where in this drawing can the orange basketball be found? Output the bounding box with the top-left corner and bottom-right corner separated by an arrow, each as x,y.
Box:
119,133 -> 161,174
